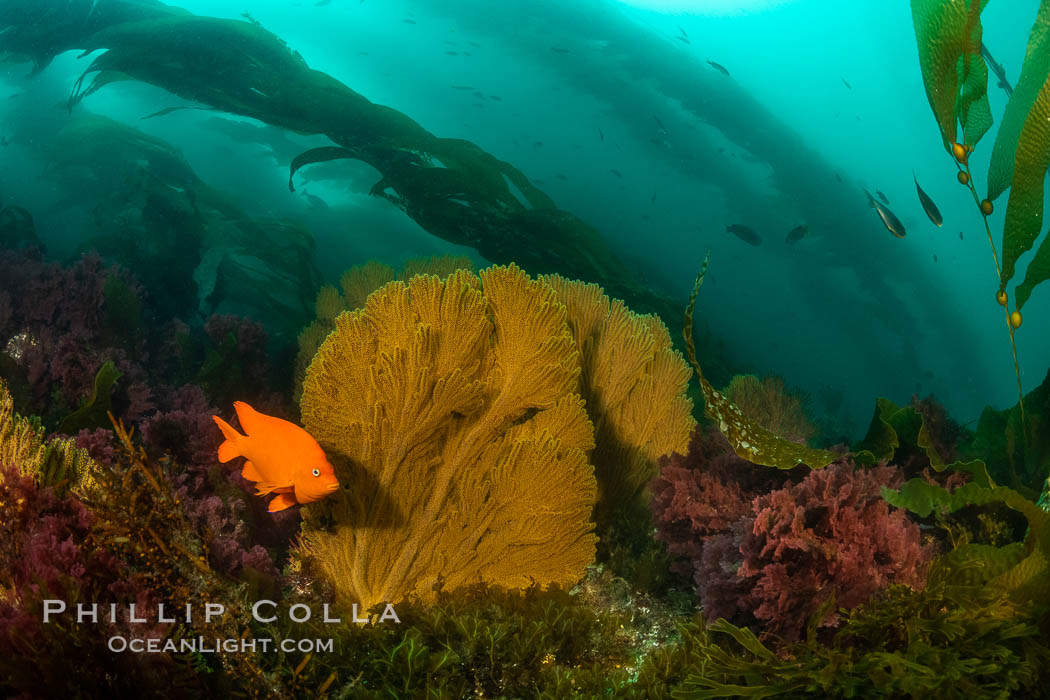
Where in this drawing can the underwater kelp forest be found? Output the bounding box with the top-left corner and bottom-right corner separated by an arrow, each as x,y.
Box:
2,0 -> 1050,697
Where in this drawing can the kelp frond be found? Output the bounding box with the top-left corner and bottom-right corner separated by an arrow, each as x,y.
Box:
909,0 -> 1050,437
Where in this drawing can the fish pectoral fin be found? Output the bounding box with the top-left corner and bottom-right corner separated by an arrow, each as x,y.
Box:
268,492 -> 298,513
241,461 -> 264,482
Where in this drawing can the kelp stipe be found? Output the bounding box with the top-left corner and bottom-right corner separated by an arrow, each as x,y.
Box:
911,0 -> 1050,435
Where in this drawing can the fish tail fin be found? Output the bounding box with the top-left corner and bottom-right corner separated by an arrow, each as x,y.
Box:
212,415 -> 244,463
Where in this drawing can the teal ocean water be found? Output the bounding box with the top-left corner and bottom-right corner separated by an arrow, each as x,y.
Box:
1,1 -> 1049,697
3,0 -> 1045,435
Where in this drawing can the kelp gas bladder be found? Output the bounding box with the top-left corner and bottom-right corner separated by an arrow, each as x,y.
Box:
911,0 -> 1050,431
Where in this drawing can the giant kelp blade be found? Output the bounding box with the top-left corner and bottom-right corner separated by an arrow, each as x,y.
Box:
67,69 -> 134,111
288,146 -> 358,191
141,104 -> 217,120
999,70 -> 1050,297
958,40 -> 994,147
3,0 -> 659,331
910,0 -> 992,150
683,256 -> 837,470
986,0 -> 1050,202
1015,229 -> 1050,309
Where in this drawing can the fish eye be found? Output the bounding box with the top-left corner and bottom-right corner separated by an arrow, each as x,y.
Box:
312,468 -> 320,477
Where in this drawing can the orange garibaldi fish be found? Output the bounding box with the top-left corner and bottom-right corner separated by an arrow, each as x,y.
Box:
212,401 -> 340,512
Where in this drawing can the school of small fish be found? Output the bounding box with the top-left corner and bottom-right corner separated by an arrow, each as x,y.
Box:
342,7 -> 969,267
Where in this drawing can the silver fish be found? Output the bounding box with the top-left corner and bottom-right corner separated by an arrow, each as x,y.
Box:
727,223 -> 761,246
980,43 -> 1013,97
865,189 -> 906,238
913,172 -> 943,227
785,224 -> 809,244
707,60 -> 730,77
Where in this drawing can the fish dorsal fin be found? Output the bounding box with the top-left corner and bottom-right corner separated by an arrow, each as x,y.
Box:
233,401 -> 269,436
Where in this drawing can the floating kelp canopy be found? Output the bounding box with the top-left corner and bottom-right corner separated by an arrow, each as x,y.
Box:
0,0 -> 677,322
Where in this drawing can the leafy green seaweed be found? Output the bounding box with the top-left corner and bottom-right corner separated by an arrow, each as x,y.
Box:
962,368 -> 1050,494
853,395 -> 993,486
247,583 -> 638,698
855,396 -> 945,465
637,578 -> 1048,700
883,478 -> 1050,603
